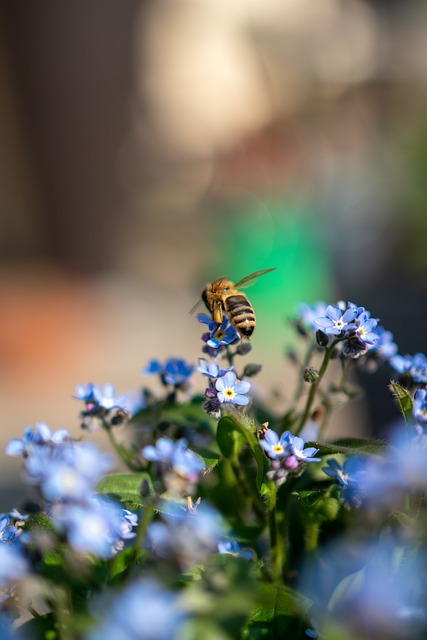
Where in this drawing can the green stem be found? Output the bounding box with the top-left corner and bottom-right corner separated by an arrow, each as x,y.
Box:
293,342 -> 316,403
52,587 -> 74,640
225,345 -> 235,368
230,459 -> 265,521
267,488 -> 284,584
305,521 -> 320,553
294,341 -> 337,437
104,425 -> 141,472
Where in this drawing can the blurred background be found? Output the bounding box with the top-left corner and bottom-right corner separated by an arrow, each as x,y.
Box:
1,0 -> 427,508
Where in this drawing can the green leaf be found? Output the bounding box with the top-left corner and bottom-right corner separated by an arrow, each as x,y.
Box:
293,489 -> 340,522
97,472 -> 147,508
217,416 -> 238,459
192,446 -> 221,471
244,583 -> 311,638
218,414 -> 266,489
311,437 -> 389,458
389,380 -> 414,423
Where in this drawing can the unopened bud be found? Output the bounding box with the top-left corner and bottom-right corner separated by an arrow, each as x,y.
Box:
243,363 -> 262,377
303,367 -> 319,384
316,330 -> 329,347
236,341 -> 252,356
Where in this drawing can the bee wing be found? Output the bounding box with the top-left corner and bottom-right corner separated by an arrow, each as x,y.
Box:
234,267 -> 277,289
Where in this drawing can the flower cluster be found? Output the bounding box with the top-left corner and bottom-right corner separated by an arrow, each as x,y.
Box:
260,428 -> 321,486
6,426 -> 137,558
86,579 -> 186,640
201,367 -> 251,417
141,437 -> 205,494
2,289 -> 427,640
390,352 -> 427,385
75,383 -> 130,430
146,502 -> 224,568
298,300 -> 398,363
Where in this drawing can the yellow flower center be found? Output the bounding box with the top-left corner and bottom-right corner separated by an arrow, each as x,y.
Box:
272,445 -> 284,454
225,389 -> 234,398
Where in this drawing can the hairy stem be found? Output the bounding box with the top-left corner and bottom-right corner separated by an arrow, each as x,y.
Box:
294,341 -> 338,437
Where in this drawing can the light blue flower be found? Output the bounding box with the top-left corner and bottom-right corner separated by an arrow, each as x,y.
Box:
52,496 -> 124,559
86,579 -> 186,640
390,352 -> 427,385
297,302 -> 328,331
142,438 -> 176,463
260,429 -> 291,459
171,440 -> 205,481
288,435 -> 321,463
0,543 -> 29,587
147,503 -> 224,567
370,326 -> 398,360
25,441 -> 114,501
218,539 -> 254,560
322,457 -> 366,507
5,423 -> 70,457
215,371 -> 251,405
354,310 -> 379,347
0,516 -> 21,544
142,438 -> 205,484
414,388 -> 427,424
75,383 -> 128,411
315,304 -> 359,336
197,358 -> 234,379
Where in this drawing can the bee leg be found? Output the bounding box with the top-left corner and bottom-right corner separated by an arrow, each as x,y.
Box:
212,302 -> 223,325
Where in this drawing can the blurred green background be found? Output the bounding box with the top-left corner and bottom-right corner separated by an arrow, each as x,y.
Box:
0,0 -> 427,507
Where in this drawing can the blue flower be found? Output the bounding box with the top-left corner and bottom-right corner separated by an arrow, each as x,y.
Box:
198,314 -> 239,349
215,371 -> 251,405
354,310 -> 379,347
218,539 -> 254,560
22,439 -> 114,502
414,388 -> 427,424
260,429 -> 291,459
297,302 -> 328,331
197,358 -> 234,379
143,358 -> 194,388
52,496 -> 125,559
370,326 -> 398,361
0,543 -> 29,588
141,438 -> 205,487
142,438 -> 176,463
171,439 -> 205,482
390,353 -> 427,385
0,515 -> 20,544
322,457 -> 366,507
5,423 -> 70,457
75,383 -> 129,430
75,383 -> 127,411
288,435 -> 321,463
147,502 -> 224,567
86,579 -> 186,640
315,304 -> 359,336
164,358 -> 195,386
207,318 -> 239,349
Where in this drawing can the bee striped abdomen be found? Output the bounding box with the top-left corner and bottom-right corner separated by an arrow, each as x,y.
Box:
225,294 -> 256,338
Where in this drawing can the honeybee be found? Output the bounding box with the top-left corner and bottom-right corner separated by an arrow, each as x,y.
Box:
257,422 -> 270,440
191,268 -> 276,339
